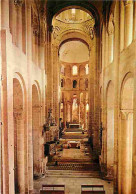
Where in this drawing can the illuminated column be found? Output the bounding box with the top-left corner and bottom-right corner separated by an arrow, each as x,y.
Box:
120,2 -> 125,51
77,102 -> 80,123
46,26 -> 53,113
124,0 -> 133,47
132,65 -> 136,193
120,111 -> 133,194
26,2 -> 33,192
53,45 -> 59,125
17,4 -> 23,49
63,100 -> 66,128
70,102 -> 72,123
1,1 -> 10,193
108,14 -> 114,64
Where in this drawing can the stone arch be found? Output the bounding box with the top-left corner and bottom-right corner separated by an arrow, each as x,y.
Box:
32,83 -> 41,176
61,78 -> 64,87
106,80 -> 114,177
47,2 -> 100,27
58,31 -> 92,48
13,78 -> 25,193
120,72 -> 134,194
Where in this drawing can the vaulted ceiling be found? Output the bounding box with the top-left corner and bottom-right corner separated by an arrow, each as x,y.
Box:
46,0 -> 113,26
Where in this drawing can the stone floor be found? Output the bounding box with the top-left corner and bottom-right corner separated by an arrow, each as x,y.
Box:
53,140 -> 92,162
33,130 -> 113,194
34,176 -> 113,194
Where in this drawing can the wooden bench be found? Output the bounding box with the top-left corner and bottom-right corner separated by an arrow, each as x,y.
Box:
40,184 -> 65,194
81,185 -> 105,194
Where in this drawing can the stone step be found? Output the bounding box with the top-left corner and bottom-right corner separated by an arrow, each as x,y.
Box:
45,170 -> 100,178
47,162 -> 100,171
65,128 -> 83,132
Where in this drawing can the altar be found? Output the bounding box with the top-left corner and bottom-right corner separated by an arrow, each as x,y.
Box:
69,124 -> 81,128
67,140 -> 81,149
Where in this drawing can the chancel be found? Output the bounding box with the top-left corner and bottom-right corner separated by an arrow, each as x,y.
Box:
0,0 -> 136,194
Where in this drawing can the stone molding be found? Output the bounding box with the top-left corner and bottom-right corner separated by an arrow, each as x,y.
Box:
13,111 -> 24,120
52,19 -> 95,41
14,0 -> 24,7
120,109 -> 133,120
31,9 -> 40,36
123,0 -> 133,6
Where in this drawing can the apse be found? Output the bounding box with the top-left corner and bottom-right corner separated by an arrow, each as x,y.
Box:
59,40 -> 89,63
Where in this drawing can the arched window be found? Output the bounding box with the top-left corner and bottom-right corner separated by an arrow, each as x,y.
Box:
72,8 -> 75,14
85,79 -> 88,89
61,65 -> 65,75
86,103 -> 89,111
73,80 -> 77,88
61,79 -> 64,87
85,64 -> 89,75
72,65 -> 78,75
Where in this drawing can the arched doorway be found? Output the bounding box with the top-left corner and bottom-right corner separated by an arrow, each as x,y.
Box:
106,81 -> 114,177
32,84 -> 41,177
13,78 -> 25,193
120,74 -> 133,194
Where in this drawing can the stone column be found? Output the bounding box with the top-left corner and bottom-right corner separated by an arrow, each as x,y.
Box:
63,100 -> 66,128
79,103 -> 80,124
46,27 -> 53,113
133,1 -> 136,39
26,2 -> 33,192
70,102 -> 72,123
83,102 -> 86,129
14,2 -> 23,49
14,111 -> 25,194
32,106 -> 41,175
131,63 -> 136,193
77,102 -> 80,123
120,111 -> 133,194
84,103 -> 87,130
101,26 -> 109,175
88,46 -> 95,137
108,33 -> 113,63
53,45 -> 59,125
1,0 -> 9,193
113,2 -> 120,193
12,2 -> 17,45
124,0 -> 133,47
120,1 -> 125,52
108,14 -> 114,64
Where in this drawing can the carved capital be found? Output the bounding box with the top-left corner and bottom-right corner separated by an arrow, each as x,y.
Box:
120,110 -> 133,120
14,0 -> 24,7
31,9 -> 40,37
14,111 -> 24,120
123,0 -> 133,6
53,26 -> 60,39
89,27 -> 94,40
